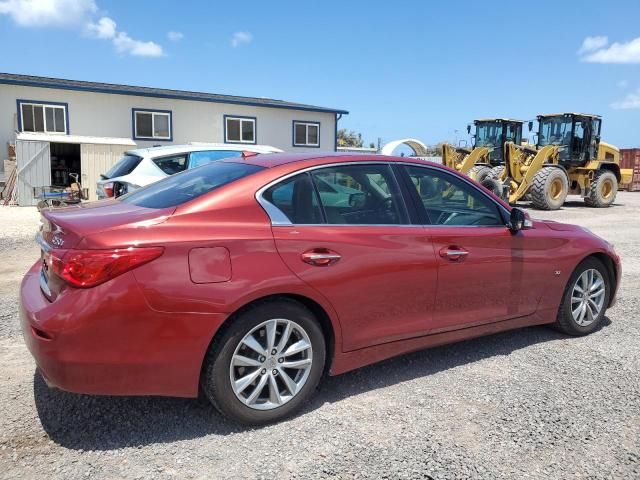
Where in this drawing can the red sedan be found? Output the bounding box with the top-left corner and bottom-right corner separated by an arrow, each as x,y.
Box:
20,153 -> 621,425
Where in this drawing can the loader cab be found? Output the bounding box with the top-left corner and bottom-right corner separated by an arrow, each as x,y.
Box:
536,113 -> 602,167
471,119 -> 523,164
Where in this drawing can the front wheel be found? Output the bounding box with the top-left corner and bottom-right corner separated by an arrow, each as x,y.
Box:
555,258 -> 611,336
201,299 -> 326,425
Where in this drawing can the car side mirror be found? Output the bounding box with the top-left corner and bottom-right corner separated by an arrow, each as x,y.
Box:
349,192 -> 366,208
508,208 -> 532,232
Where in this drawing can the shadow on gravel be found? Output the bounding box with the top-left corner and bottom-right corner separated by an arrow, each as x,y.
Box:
35,317 -> 611,450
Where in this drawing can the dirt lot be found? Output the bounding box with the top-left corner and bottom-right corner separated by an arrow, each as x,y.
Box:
1,194 -> 639,480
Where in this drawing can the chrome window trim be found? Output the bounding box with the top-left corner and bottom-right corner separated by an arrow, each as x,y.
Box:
255,161 -> 511,228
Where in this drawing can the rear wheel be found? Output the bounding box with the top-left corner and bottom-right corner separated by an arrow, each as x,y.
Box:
555,258 -> 611,336
468,165 -> 492,184
201,299 -> 326,425
530,167 -> 568,210
584,170 -> 618,208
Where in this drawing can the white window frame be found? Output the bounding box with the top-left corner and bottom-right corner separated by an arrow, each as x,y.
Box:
19,102 -> 68,134
293,121 -> 320,147
224,115 -> 256,144
133,110 -> 172,140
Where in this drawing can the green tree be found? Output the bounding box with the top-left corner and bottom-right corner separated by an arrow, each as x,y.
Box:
337,129 -> 364,148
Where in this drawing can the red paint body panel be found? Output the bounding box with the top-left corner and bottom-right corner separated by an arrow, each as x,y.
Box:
19,153 -> 622,398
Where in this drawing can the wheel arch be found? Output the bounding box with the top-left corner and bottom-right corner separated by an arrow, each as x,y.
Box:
597,163 -> 621,182
200,293 -> 339,382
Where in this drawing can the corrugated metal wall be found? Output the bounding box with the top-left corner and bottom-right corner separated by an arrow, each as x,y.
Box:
81,144 -> 130,201
16,140 -> 51,206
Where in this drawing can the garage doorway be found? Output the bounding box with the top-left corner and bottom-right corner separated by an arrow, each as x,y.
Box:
50,142 -> 81,187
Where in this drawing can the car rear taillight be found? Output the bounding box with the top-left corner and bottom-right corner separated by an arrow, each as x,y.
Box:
102,182 -> 114,197
49,247 -> 164,288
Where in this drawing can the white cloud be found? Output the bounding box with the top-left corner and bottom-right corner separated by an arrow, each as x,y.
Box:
86,16 -> 115,39
167,31 -> 183,42
86,17 -> 164,57
231,31 -> 252,47
581,37 -> 640,64
578,35 -> 608,54
0,0 -> 165,58
0,0 -> 96,27
611,89 -> 640,109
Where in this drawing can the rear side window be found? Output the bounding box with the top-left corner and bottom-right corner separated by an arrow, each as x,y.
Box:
104,155 -> 142,179
189,150 -> 242,169
153,154 -> 188,175
262,173 -> 324,224
121,162 -> 264,208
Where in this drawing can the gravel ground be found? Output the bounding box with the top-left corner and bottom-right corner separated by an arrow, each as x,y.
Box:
1,194 -> 639,480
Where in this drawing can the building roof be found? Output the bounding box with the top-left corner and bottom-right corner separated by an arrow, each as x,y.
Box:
0,72 -> 349,115
16,132 -> 136,146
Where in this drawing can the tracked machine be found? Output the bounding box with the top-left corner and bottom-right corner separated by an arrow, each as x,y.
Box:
485,113 -> 632,210
442,118 -> 523,182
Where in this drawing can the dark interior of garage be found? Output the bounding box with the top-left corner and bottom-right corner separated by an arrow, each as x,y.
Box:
50,142 -> 81,187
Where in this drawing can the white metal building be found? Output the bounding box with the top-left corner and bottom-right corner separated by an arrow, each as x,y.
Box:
0,72 -> 348,205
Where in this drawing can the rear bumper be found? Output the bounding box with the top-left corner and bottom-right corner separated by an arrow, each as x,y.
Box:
20,261 -> 227,397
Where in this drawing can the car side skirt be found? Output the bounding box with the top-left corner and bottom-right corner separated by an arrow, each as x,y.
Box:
329,308 -> 557,376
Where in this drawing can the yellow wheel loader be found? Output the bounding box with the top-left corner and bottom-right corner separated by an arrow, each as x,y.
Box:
442,118 -> 523,183
485,113 -> 632,210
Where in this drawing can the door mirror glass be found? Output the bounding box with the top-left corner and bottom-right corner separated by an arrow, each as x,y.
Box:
508,208 -> 532,232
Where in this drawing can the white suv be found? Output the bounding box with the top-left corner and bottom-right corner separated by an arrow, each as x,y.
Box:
96,143 -> 282,199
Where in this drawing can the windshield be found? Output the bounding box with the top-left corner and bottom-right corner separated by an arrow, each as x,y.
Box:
475,122 -> 503,148
103,154 -> 142,179
120,162 -> 265,209
538,117 -> 572,147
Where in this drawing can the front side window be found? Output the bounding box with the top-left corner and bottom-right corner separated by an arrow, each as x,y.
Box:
402,165 -> 503,226
133,109 -> 172,140
293,121 -> 320,147
311,165 -> 406,225
262,173 -> 324,224
153,154 -> 188,175
19,101 -> 67,134
225,116 -> 256,144
188,150 -> 242,169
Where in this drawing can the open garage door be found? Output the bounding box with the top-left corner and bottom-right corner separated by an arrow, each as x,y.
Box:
15,139 -> 51,206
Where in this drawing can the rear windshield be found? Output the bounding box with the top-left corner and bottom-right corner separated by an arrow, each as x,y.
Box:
120,162 -> 265,208
104,155 -> 143,179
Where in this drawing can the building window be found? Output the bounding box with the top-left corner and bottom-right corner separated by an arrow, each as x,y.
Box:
224,115 -> 256,144
133,109 -> 172,141
293,121 -> 320,147
18,100 -> 68,134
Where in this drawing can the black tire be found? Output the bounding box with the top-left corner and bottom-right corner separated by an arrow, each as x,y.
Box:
554,257 -> 611,336
481,178 -> 504,198
584,170 -> 618,208
487,165 -> 505,180
468,165 -> 492,184
201,299 -> 326,425
530,167 -> 569,210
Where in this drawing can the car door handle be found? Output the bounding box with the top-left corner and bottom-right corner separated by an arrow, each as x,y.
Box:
439,247 -> 469,261
301,249 -> 341,267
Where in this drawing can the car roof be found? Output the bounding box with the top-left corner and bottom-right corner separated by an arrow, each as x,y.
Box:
222,152 -> 437,169
126,143 -> 282,158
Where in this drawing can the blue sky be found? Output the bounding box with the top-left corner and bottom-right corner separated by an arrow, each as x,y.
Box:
1,0 -> 639,147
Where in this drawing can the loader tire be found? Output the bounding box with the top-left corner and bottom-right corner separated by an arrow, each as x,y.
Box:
468,165 -> 492,184
530,167 -> 568,210
584,170 -> 617,208
487,165 -> 505,180
481,178 -> 504,198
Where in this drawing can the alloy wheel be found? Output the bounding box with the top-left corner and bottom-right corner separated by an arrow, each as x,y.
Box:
571,268 -> 606,326
229,318 -> 313,410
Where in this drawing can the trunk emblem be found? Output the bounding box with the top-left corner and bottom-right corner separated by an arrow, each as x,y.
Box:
51,236 -> 64,247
